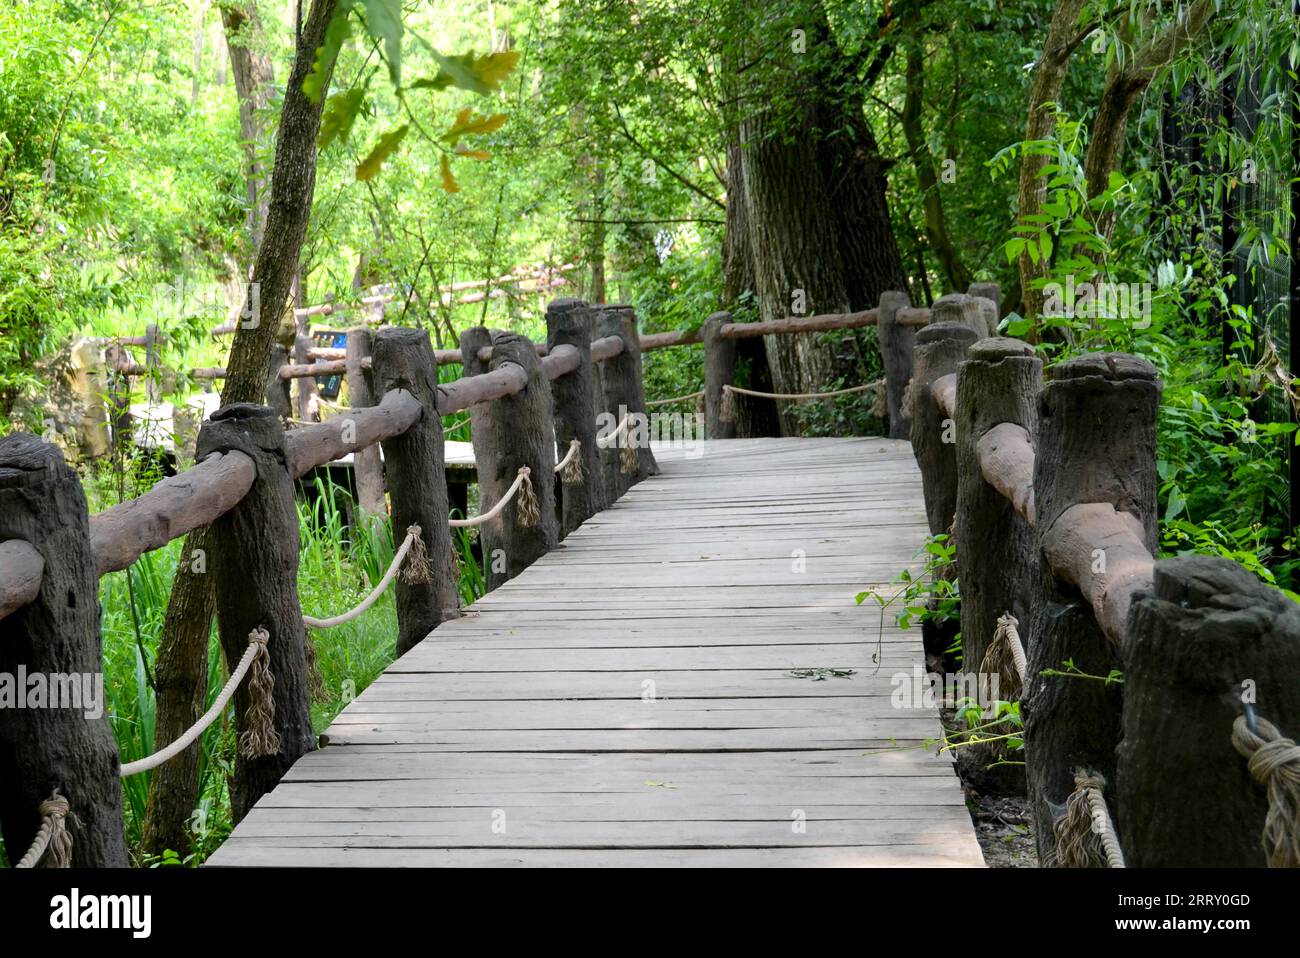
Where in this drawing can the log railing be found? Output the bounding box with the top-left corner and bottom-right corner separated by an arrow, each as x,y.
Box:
0,303 -> 658,866
906,323 -> 1300,868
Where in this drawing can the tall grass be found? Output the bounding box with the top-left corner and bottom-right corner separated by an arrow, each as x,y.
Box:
94,472 -> 425,864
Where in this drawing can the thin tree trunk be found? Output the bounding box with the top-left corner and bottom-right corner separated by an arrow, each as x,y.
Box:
1016,0 -> 1088,328
142,0 -> 340,858
220,1 -> 275,250
902,37 -> 970,293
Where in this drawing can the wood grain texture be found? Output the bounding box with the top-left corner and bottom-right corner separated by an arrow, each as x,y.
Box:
0,538 -> 43,621
209,438 -> 983,868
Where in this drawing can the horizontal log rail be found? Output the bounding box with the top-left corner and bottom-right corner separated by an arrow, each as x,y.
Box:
975,422 -> 1036,524
0,540 -> 43,621
1041,501 -> 1156,645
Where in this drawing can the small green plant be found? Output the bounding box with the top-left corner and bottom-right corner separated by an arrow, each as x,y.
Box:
857,533 -> 960,665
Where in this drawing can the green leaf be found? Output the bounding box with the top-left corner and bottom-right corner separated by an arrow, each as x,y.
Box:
318,88 -> 366,150
428,50 -> 490,95
355,124 -> 408,181
361,0 -> 403,86
303,8 -> 353,103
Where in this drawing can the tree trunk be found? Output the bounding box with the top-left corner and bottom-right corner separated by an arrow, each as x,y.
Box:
143,0 -> 339,856
1016,0 -> 1088,328
735,9 -> 906,434
220,1 -> 275,250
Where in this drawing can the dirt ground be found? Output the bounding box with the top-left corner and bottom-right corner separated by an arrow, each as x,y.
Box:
940,707 -> 1039,868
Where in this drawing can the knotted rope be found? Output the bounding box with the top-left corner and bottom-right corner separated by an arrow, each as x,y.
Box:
597,414 -> 642,474
979,612 -> 1028,700
238,627 -> 280,760
1052,770 -> 1125,868
645,389 -> 704,408
554,438 -> 584,485
15,791 -> 73,868
450,466 -> 538,529
1232,713 -> 1300,867
121,631 -> 270,776
302,525 -> 429,630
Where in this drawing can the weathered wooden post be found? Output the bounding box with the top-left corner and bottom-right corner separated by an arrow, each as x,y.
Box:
486,331 -> 559,588
197,404 -> 315,822
877,291 -> 915,440
931,293 -> 991,339
702,310 -> 736,440
954,337 -> 1041,676
371,328 -> 461,656
346,326 -> 387,517
908,321 -> 978,536
144,322 -> 162,404
595,305 -> 658,499
460,326 -> 503,568
0,434 -> 128,866
546,298 -> 607,537
294,333 -> 318,421
1118,555 -> 1300,866
1023,353 -> 1160,864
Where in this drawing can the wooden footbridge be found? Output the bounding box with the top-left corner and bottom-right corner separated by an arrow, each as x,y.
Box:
208,438 -> 983,867
2,286 -> 1296,870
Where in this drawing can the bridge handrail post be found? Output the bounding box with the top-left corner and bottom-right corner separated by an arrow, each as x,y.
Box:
594,305 -> 658,498
459,326 -> 504,576
908,321 -> 978,537
195,403 -> 316,823
0,433 -> 128,866
346,326 -> 387,517
1118,555 -> 1300,865
371,328 -> 462,656
482,330 -> 560,589
546,299 -> 607,537
294,333 -> 318,421
701,310 -> 736,439
877,291 -> 916,440
1023,352 -> 1160,865
954,337 -> 1041,689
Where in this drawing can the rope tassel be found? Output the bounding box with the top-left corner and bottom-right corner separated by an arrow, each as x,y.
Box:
516,467 -> 540,527
304,630 -> 327,704
980,613 -> 1027,701
400,524 -> 433,585
620,434 -> 639,474
1232,713 -> 1300,867
1051,770 -> 1125,868
239,627 -> 280,760
557,438 -> 584,485
720,385 -> 736,423
15,791 -> 73,868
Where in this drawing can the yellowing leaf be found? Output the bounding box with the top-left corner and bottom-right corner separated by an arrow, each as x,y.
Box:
454,145 -> 491,161
441,110 -> 508,144
355,124 -> 408,181
470,50 -> 520,91
439,154 -> 460,193
318,88 -> 365,150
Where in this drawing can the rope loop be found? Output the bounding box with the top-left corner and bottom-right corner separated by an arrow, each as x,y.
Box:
1232,713 -> 1300,867
556,438 -> 584,485
1052,770 -> 1125,868
15,790 -> 73,868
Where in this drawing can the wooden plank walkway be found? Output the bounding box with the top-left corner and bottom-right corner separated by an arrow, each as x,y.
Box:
209,438 -> 985,867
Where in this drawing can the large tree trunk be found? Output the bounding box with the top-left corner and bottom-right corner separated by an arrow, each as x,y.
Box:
735,10 -> 906,434
721,139 -> 779,437
142,0 -> 339,858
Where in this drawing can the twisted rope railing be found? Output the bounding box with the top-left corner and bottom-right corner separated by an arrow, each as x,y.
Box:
14,791 -> 73,868
450,466 -> 539,528
645,389 -> 704,407
302,525 -> 431,630
596,413 -> 641,473
979,612 -> 1027,700
720,379 -> 886,420
120,629 -> 275,775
